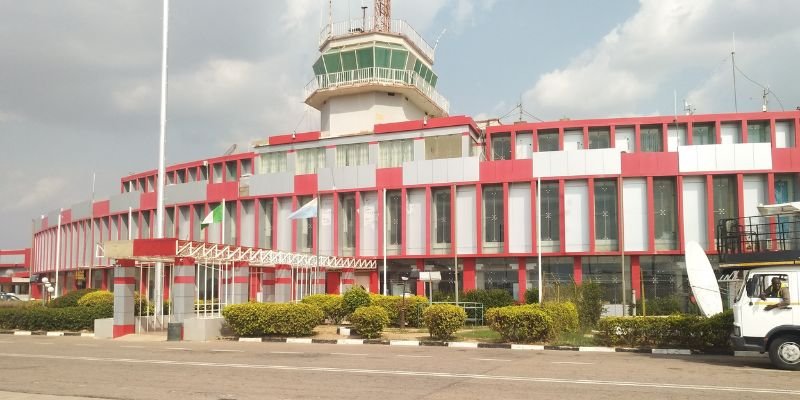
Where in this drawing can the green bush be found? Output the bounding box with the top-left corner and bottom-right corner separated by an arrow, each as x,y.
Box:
633,295 -> 698,316
302,294 -> 346,324
369,294 -> 429,327
349,306 -> 390,339
0,304 -> 112,331
77,290 -> 113,308
342,286 -> 371,317
595,310 -> 733,350
525,289 -> 539,304
222,303 -> 323,337
463,289 -> 516,310
423,304 -> 466,340
575,281 -> 604,328
486,305 -> 554,343
48,288 -> 97,308
539,302 -> 579,334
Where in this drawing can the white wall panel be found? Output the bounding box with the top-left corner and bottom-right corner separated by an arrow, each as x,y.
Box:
743,175 -> 766,218
509,183 -> 531,253
178,206 -> 190,241
240,201 -> 255,247
360,192 -> 378,256
776,121 -> 794,148
564,129 -> 583,150
405,189 -> 425,255
667,124 -> 686,152
516,133 -> 533,159
721,122 -> 741,144
616,127 -> 634,153
456,186 -> 477,254
679,143 -> 772,172
319,195 -> 333,256
276,198 -> 292,251
564,181 -> 589,252
682,177 -> 708,248
623,178 -> 648,251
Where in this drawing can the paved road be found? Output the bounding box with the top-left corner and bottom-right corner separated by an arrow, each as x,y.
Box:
0,336 -> 795,400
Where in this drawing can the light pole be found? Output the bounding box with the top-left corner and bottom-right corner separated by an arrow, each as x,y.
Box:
41,277 -> 53,305
399,275 -> 408,331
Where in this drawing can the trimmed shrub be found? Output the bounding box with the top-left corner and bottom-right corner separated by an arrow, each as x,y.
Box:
0,304 -> 112,331
525,289 -> 539,304
463,289 -> 516,310
349,306 -> 389,339
342,286 -> 371,316
302,294 -> 346,324
77,290 -> 113,308
539,302 -> 579,334
423,304 -> 466,340
222,303 -> 323,337
369,294 -> 429,327
595,310 -> 733,350
486,305 -> 554,343
575,281 -> 604,329
48,288 -> 97,308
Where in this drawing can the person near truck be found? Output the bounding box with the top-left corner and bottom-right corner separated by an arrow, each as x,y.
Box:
760,277 -> 790,311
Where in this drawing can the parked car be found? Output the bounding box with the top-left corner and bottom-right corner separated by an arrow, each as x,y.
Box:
0,293 -> 21,301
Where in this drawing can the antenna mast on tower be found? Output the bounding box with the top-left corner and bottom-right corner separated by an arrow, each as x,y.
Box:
374,0 -> 391,32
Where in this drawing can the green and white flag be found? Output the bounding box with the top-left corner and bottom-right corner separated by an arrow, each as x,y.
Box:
201,203 -> 223,229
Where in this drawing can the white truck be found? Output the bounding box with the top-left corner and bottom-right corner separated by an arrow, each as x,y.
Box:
717,203 -> 800,370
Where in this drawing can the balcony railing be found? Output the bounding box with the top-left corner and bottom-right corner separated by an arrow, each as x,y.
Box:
305,66 -> 449,114
320,19 -> 435,62
717,214 -> 800,264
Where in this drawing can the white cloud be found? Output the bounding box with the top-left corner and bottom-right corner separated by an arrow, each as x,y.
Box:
0,175 -> 68,211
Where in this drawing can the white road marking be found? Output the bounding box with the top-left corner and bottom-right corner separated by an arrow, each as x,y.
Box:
0,352 -> 797,396
211,349 -> 244,353
473,358 -> 510,362
397,355 -> 432,358
166,347 -> 190,351
34,342 -> 53,345
0,340 -> 13,344
553,362 -> 593,365
120,345 -> 145,349
73,344 -> 98,347
270,351 -> 302,354
331,352 -> 367,356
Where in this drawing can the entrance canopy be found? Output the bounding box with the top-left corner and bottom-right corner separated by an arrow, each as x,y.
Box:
101,239 -> 376,270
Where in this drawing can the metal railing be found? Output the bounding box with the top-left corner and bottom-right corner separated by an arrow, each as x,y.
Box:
319,19 -> 435,62
717,214 -> 800,263
304,66 -> 449,114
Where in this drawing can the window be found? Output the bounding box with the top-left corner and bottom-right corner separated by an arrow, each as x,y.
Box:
588,128 -> 610,149
432,188 -> 451,246
744,274 -> 788,299
640,125 -> 663,152
693,123 -> 715,145
386,190 -> 402,248
339,193 -> 356,255
259,152 -> 287,174
653,178 -> 678,250
515,131 -> 533,159
775,120 -> 795,148
225,161 -> 236,182
640,256 -> 690,310
538,130 -> 559,152
713,176 -> 737,243
476,258 -> 516,298
594,180 -> 618,243
296,197 -> 314,251
483,185 -> 504,245
540,182 -> 560,241
491,133 -> 511,160
336,143 -> 369,167
721,122 -> 741,144
582,256 -> 631,303
258,199 -> 273,249
212,164 -> 223,183
747,121 -> 770,143
296,148 -> 326,175
425,134 -> 461,160
379,139 -> 413,168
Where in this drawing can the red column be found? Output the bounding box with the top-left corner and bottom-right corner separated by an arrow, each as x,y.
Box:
706,175 -> 716,251
461,258 -> 476,291
631,256 -> 641,301
369,270 -> 378,293
415,259 -> 425,295
517,258 -> 526,303
573,256 -> 582,285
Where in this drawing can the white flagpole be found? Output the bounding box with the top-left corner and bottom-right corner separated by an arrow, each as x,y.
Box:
382,188 -> 387,296
221,198 -> 226,244
537,175 -> 542,303
454,184 -> 459,304
154,0 -> 170,320
54,210 -> 62,298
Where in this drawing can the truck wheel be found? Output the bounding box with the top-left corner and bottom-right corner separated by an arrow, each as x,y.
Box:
768,335 -> 800,371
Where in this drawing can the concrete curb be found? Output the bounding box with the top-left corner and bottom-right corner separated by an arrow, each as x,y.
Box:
0,330 -> 94,337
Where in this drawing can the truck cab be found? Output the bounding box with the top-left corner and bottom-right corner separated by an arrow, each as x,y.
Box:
718,204 -> 800,370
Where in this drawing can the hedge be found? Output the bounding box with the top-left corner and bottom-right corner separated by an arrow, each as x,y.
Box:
48,288 -> 98,308
463,289 -> 516,310
423,304 -> 466,340
349,306 -> 389,339
486,305 -> 554,343
342,287 -> 371,317
0,304 -> 112,331
77,291 -> 113,308
301,294 -> 346,324
369,294 -> 429,328
595,310 -> 734,350
222,303 -> 323,337
538,302 -> 579,334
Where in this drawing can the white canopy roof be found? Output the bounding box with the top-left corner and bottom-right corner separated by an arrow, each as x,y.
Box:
757,202 -> 800,216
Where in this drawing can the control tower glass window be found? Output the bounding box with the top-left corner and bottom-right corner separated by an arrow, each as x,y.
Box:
296,148 -> 326,175
379,139 -> 413,168
259,152 -> 287,174
336,143 -> 369,167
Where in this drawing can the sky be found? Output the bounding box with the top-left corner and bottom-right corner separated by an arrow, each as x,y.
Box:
1,0 -> 799,248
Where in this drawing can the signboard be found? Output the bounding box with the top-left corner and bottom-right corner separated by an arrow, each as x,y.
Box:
418,271 -> 442,282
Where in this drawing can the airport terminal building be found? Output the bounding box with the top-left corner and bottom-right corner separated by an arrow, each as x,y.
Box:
26,11 -> 800,312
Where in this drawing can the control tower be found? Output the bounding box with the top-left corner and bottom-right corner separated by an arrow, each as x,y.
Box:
304,0 -> 449,137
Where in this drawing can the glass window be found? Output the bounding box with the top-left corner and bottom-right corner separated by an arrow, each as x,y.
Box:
312,57 -> 326,76
296,148 -> 326,175
212,164 -> 223,183
483,185 -> 504,245
653,178 -> 678,250
390,49 -> 408,69
296,197 -> 314,252
432,188 -> 451,246
225,161 -> 236,182
341,51 -> 357,71
640,125 -> 663,152
693,123 -> 715,145
640,256 -> 691,311
747,121 -> 770,143
379,139 -> 413,168
538,130 -> 559,151
386,190 -> 402,249
259,199 -> 273,249
582,256 -> 630,304
258,152 -> 287,174
721,122 -> 741,144
423,259 -> 463,299
775,120 -> 795,148
713,175 -> 737,243
322,52 -> 342,73
476,258 -> 517,298
425,134 -> 461,160
745,274 -> 788,299
527,257 -> 575,298
594,180 -> 618,243
588,127 -> 610,149
515,131 -> 533,159
540,182 -> 560,241
356,47 -> 374,69
375,47 -> 391,68
336,143 -> 369,167
339,193 -> 356,256
491,133 -> 511,160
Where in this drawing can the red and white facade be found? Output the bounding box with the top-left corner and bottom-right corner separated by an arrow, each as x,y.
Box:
0,248 -> 31,296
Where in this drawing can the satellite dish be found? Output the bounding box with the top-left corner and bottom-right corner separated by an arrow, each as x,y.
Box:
685,241 -> 723,317
223,144 -> 237,156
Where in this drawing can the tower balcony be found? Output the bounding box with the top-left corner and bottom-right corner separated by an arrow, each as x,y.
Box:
304,66 -> 450,116
320,19 -> 435,63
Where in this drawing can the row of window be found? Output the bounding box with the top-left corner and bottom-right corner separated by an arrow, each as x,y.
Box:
123,158 -> 253,193
490,120 -> 796,160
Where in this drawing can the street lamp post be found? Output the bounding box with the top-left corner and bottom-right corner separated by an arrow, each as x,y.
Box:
399,276 -> 409,331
